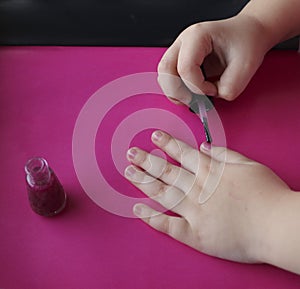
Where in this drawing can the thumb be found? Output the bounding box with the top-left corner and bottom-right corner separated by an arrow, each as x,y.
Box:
216,57 -> 260,101
200,142 -> 254,164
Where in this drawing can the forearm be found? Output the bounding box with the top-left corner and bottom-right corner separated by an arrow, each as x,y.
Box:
239,0 -> 300,48
263,191 -> 300,274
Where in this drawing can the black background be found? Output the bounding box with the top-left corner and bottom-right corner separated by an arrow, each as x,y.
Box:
0,0 -> 298,48
0,0 -> 250,45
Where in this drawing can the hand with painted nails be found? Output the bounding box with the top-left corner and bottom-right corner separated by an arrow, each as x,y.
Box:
158,0 -> 300,102
124,130 -> 300,274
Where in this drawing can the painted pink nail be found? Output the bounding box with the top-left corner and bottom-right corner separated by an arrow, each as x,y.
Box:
152,131 -> 163,142
125,166 -> 136,178
201,142 -> 211,151
127,148 -> 138,160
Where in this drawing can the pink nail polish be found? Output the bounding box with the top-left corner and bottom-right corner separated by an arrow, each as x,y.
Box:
127,148 -> 137,160
125,166 -> 136,178
25,157 -> 67,217
201,142 -> 211,151
152,131 -> 163,142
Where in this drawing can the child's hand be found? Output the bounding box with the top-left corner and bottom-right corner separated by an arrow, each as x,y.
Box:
124,130 -> 294,265
158,14 -> 272,103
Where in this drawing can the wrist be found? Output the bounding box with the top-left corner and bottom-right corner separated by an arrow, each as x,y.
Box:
234,12 -> 278,53
238,178 -> 293,264
260,190 -> 300,274
244,185 -> 294,264
238,0 -> 300,49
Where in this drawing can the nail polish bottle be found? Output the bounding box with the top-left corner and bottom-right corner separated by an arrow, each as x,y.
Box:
25,157 -> 67,217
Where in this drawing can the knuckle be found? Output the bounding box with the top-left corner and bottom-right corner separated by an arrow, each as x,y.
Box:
242,56 -> 260,71
184,23 -> 201,35
161,217 -> 171,234
165,218 -> 176,236
177,61 -> 192,78
213,148 -> 227,161
194,232 -> 205,252
203,159 -> 211,172
157,182 -> 168,197
163,217 -> 178,237
195,177 -> 204,192
157,56 -> 173,73
184,149 -> 198,164
162,162 -> 173,177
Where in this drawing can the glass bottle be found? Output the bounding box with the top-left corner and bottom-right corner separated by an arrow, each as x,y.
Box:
25,157 -> 67,216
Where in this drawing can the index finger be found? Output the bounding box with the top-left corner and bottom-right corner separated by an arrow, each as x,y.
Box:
177,28 -> 218,96
151,130 -> 210,175
157,42 -> 192,106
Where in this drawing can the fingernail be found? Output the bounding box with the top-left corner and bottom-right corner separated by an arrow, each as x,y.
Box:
206,90 -> 217,97
125,166 -> 136,178
201,142 -> 211,152
167,97 -> 182,104
152,130 -> 163,142
127,148 -> 138,160
133,204 -> 143,216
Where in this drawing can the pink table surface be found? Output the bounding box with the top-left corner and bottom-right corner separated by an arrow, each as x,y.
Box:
0,46 -> 300,289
